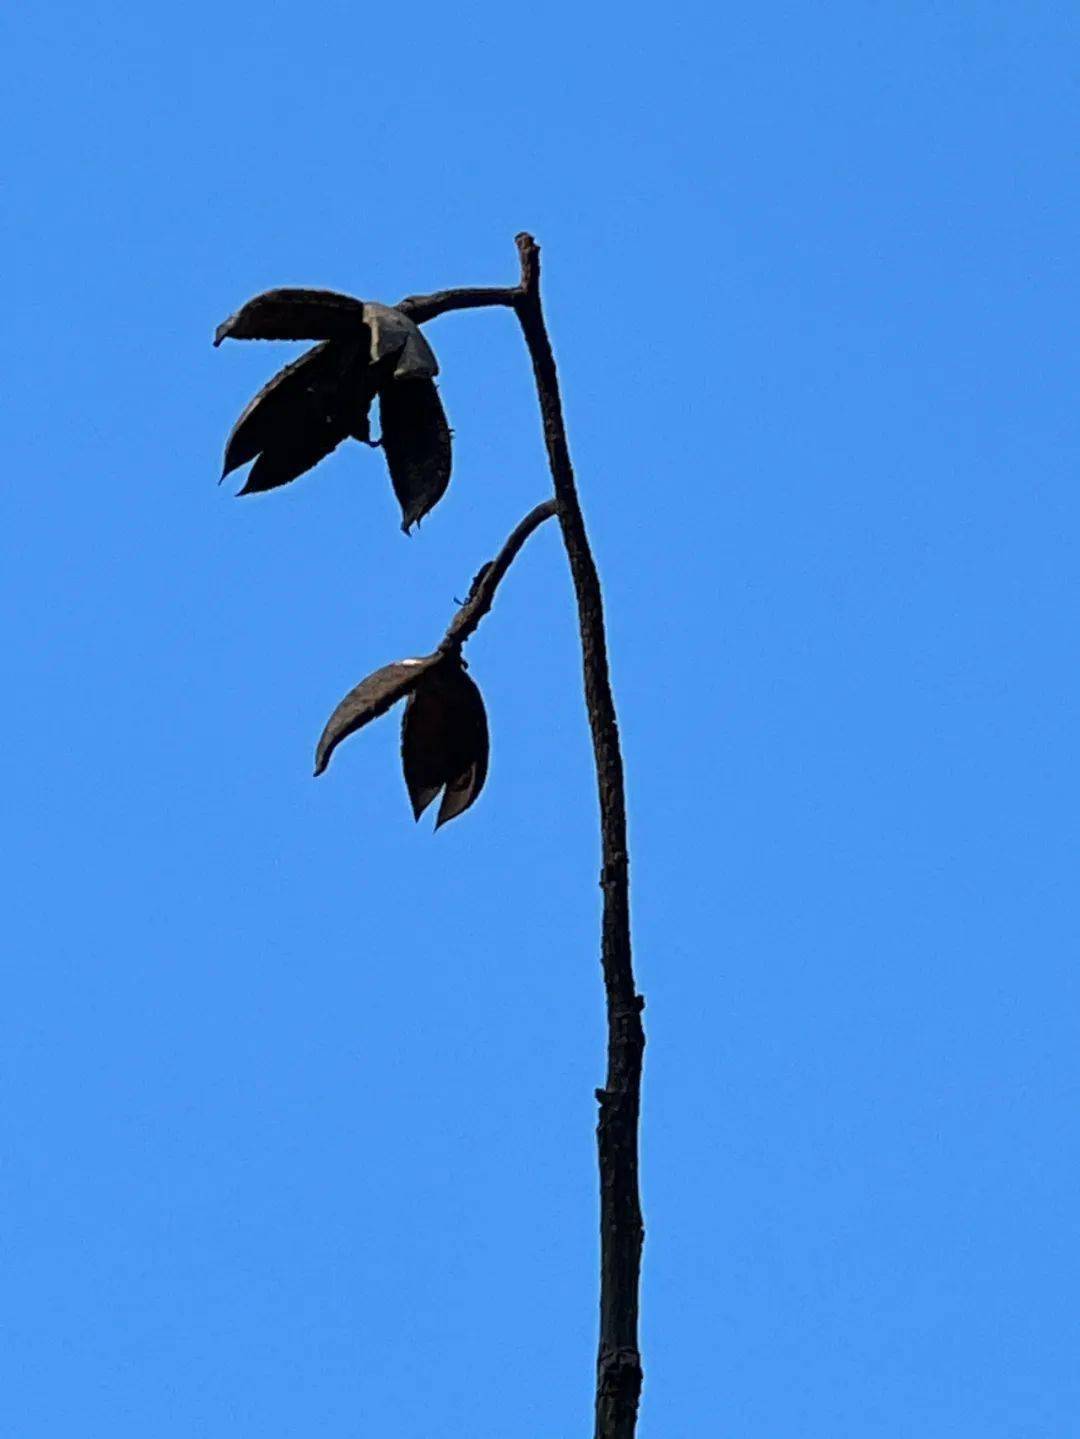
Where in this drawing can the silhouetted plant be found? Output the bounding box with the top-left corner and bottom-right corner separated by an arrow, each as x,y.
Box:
214,236 -> 644,1439
216,290 -> 450,530
313,500 -> 555,828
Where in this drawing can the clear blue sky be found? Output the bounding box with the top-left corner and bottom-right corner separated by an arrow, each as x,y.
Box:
3,3 -> 1077,1435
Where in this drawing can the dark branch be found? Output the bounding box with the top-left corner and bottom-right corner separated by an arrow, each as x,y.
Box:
510,234 -> 645,1439
404,235 -> 644,1439
441,500 -> 558,652
395,285 -> 519,325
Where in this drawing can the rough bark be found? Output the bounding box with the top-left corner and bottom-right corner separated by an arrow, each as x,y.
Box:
402,236 -> 645,1439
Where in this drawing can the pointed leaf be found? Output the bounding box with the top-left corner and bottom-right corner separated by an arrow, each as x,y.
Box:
436,754 -> 488,829
314,657 -> 437,777
214,288 -> 368,346
379,378 -> 452,532
401,666 -> 489,827
222,340 -> 376,491
222,342 -> 338,476
362,302 -> 439,379
239,422 -> 348,494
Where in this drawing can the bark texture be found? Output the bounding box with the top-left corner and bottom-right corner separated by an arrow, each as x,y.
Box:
512,235 -> 645,1439
402,236 -> 645,1439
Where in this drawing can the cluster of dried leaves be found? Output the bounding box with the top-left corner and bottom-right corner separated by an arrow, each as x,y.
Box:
215,287 -> 492,826
217,246 -> 643,1439
216,288 -> 451,532
313,652 -> 489,829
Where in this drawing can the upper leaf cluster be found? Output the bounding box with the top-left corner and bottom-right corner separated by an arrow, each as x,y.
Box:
216,289 -> 450,531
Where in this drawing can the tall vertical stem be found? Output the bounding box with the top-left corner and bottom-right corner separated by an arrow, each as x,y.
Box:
512,234 -> 645,1439
398,234 -> 646,1438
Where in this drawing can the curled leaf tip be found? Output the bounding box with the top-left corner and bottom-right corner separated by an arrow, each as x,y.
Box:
215,288 -> 368,345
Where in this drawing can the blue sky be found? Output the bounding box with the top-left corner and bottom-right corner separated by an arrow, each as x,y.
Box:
3,3 -> 1078,1435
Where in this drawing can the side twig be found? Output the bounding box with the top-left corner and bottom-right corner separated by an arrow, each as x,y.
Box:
396,285 -> 519,325
401,236 -> 645,1439
441,499 -> 558,652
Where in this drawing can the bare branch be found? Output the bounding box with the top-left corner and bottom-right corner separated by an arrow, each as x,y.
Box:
440,499 -> 558,652
395,285 -> 519,325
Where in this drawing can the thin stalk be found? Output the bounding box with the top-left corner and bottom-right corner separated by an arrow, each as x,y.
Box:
440,499 -> 558,652
401,235 -> 645,1439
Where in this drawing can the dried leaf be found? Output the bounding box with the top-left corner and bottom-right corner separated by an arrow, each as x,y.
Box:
436,754 -> 488,828
239,425 -> 347,495
401,665 -> 489,827
222,342 -> 341,476
379,378 -> 452,532
222,340 -> 376,492
362,302 -> 439,379
215,292 -> 448,521
214,288 -> 368,346
314,657 -> 437,777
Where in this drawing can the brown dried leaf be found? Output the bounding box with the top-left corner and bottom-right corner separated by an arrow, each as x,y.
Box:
221,340 -> 376,493
314,656 -> 438,777
401,665 -> 489,827
214,288 -> 368,346
378,378 -> 452,532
